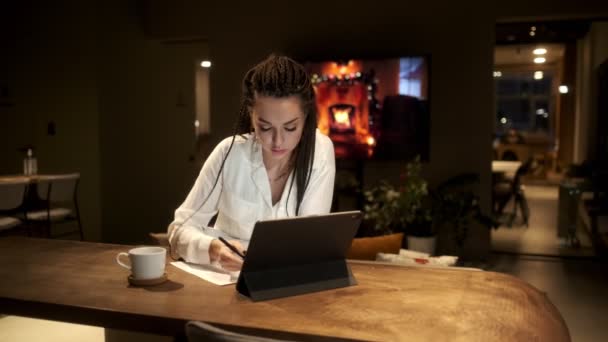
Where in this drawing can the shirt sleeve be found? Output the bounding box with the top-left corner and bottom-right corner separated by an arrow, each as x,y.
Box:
298,135 -> 336,215
168,138 -> 232,264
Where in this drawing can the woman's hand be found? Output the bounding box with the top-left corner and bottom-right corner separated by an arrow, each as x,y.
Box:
209,239 -> 244,271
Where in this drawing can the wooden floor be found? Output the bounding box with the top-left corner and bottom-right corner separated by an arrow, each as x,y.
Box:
492,185 -> 596,257
487,254 -> 608,342
489,184 -> 608,342
0,315 -> 171,342
0,315 -> 105,342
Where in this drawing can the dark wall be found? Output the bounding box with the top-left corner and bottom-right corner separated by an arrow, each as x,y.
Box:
559,42 -> 578,166
145,2 -> 496,258
2,0 -> 607,258
96,1 -> 208,243
0,2 -> 103,240
0,1 -> 208,243
141,0 -> 608,258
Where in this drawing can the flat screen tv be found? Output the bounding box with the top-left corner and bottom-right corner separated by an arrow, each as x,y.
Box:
304,56 -> 430,161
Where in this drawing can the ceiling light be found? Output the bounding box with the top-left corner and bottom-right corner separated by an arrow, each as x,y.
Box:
533,48 -> 547,55
559,85 -> 569,94
534,71 -> 544,80
500,117 -> 507,124
493,71 -> 502,78
534,57 -> 546,64
200,61 -> 212,68
529,31 -> 536,37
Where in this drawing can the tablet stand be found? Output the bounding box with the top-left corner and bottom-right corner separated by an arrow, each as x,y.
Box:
236,259 -> 356,301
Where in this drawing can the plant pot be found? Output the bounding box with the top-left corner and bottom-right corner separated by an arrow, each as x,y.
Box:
406,235 -> 437,255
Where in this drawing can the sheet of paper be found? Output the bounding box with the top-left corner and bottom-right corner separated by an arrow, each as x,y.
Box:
170,261 -> 239,286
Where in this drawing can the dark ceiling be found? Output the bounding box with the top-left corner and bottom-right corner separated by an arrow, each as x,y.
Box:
496,20 -> 593,45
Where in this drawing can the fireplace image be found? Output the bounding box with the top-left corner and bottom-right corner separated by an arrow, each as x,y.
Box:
328,104 -> 356,133
314,76 -> 376,158
306,57 -> 429,161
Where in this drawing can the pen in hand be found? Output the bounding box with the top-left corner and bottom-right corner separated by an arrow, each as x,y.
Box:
218,237 -> 246,259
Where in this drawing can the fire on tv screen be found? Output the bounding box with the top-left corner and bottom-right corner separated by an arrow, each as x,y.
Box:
304,57 -> 430,161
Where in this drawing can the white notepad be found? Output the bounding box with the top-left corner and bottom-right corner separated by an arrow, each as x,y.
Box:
170,261 -> 239,286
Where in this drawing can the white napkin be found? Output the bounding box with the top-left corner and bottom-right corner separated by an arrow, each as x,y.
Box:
376,249 -> 458,267
170,261 -> 239,286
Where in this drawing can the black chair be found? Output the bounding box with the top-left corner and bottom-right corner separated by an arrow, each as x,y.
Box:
501,150 -> 519,161
26,173 -> 84,240
185,321 -> 295,342
587,166 -> 608,250
493,159 -> 533,227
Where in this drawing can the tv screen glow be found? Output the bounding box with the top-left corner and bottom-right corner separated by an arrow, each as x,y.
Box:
305,57 -> 430,161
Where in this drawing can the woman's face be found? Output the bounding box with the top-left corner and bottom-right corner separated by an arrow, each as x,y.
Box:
251,95 -> 306,163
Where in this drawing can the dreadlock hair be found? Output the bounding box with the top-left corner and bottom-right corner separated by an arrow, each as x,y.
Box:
202,54 -> 317,217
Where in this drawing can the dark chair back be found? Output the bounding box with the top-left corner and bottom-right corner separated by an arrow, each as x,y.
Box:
36,173 -> 79,204
501,150 -> 519,161
0,180 -> 28,211
27,173 -> 83,240
185,321 -> 295,342
513,158 -> 533,189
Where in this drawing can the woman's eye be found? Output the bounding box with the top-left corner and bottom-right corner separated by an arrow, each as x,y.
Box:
285,126 -> 297,132
259,126 -> 272,132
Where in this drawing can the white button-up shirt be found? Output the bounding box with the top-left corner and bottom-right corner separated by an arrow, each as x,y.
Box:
169,129 -> 336,264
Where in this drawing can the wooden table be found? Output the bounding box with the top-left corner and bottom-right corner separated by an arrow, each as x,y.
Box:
0,173 -> 78,210
0,237 -> 569,341
492,161 -> 522,175
0,174 -> 69,184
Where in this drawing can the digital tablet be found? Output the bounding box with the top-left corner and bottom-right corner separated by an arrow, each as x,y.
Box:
236,210 -> 362,301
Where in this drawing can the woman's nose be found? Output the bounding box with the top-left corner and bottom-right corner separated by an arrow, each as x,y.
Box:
272,130 -> 283,146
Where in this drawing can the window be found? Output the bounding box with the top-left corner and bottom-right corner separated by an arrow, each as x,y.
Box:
495,70 -> 554,135
399,57 -> 425,99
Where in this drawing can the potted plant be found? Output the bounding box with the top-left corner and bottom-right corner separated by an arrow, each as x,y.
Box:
354,156 -> 436,255
362,156 -> 427,234
432,173 -> 499,254
354,158 -> 499,259
404,204 -> 437,254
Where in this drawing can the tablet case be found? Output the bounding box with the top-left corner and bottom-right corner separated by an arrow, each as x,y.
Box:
236,211 -> 362,301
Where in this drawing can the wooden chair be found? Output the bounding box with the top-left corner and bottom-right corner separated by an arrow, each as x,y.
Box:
26,173 -> 84,240
0,180 -> 29,236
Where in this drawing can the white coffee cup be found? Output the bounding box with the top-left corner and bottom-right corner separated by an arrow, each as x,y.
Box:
116,246 -> 166,280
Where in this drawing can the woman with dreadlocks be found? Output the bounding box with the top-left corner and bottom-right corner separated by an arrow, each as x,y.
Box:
168,55 -> 335,271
